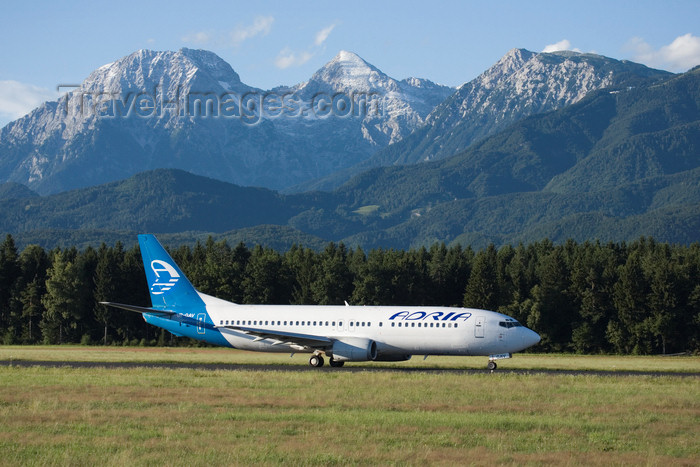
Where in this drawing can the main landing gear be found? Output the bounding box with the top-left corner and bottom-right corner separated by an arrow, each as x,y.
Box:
329,358 -> 344,368
309,354 -> 324,367
308,354 -> 345,368
487,361 -> 497,371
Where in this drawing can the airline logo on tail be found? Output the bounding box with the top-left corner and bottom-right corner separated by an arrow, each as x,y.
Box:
150,260 -> 180,295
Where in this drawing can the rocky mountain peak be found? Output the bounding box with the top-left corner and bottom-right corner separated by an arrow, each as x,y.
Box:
81,48 -> 249,95
472,48 -> 536,87
305,50 -> 390,92
424,48 -> 671,136
0,48 -> 452,194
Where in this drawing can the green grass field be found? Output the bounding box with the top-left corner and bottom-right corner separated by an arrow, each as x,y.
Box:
0,348 -> 698,465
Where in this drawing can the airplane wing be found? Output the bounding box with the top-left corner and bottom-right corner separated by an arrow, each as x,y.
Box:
217,325 -> 332,350
100,302 -> 178,317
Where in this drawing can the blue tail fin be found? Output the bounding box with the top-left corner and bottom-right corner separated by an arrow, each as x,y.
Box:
138,234 -> 205,310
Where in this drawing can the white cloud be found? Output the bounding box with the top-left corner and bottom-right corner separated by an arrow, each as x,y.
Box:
181,31 -> 211,45
275,48 -> 313,69
0,80 -> 57,127
542,39 -> 581,53
230,15 -> 274,47
626,33 -> 700,71
275,23 -> 337,69
181,16 -> 274,48
315,24 -> 336,47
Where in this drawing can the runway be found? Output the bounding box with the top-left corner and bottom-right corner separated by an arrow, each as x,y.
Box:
2,359 -> 698,378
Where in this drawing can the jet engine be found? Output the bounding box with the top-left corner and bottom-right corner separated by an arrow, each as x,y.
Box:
331,338 -> 376,362
330,338 -> 412,362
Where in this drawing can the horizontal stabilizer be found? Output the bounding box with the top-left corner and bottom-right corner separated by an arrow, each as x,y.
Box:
100,302 -> 177,317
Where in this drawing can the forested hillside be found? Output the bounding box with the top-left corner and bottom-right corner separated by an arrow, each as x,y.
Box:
4,68 -> 700,250
328,67 -> 700,248
0,234 -> 697,354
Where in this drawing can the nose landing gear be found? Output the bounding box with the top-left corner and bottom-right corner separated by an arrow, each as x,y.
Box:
487,353 -> 512,371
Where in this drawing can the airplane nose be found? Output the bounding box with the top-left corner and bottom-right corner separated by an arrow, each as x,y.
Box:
525,328 -> 541,348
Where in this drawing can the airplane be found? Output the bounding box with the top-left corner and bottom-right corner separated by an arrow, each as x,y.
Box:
102,234 -> 540,370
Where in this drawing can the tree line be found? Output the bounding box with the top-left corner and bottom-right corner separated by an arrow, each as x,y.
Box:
0,234 -> 698,354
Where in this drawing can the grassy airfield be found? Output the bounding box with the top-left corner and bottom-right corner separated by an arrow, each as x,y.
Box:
0,347 -> 698,465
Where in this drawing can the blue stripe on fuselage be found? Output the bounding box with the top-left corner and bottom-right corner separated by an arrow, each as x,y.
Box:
143,313 -> 233,348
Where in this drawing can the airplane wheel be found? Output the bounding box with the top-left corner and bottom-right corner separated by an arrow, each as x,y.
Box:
329,358 -> 344,368
309,355 -> 324,367
487,361 -> 497,371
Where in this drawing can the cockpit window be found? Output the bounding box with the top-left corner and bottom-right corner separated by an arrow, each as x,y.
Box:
499,320 -> 523,329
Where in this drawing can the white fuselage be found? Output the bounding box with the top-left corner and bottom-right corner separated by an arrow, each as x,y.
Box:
199,293 -> 540,357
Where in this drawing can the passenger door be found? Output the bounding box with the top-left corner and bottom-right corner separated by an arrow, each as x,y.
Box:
474,316 -> 485,338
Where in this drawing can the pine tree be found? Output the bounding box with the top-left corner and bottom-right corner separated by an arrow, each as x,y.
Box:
0,234 -> 21,341
41,251 -> 80,344
311,243 -> 354,305
93,244 -> 122,345
528,247 -> 572,351
242,246 -> 290,304
285,245 -> 317,304
611,252 -> 649,354
18,245 -> 49,343
463,245 -> 498,310
570,243 -> 617,353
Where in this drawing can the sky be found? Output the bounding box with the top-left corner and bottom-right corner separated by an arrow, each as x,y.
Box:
1,0 -> 699,127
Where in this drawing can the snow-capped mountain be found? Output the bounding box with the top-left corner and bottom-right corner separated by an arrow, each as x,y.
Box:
0,49 -> 452,194
278,50 -> 452,145
370,48 -> 672,166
